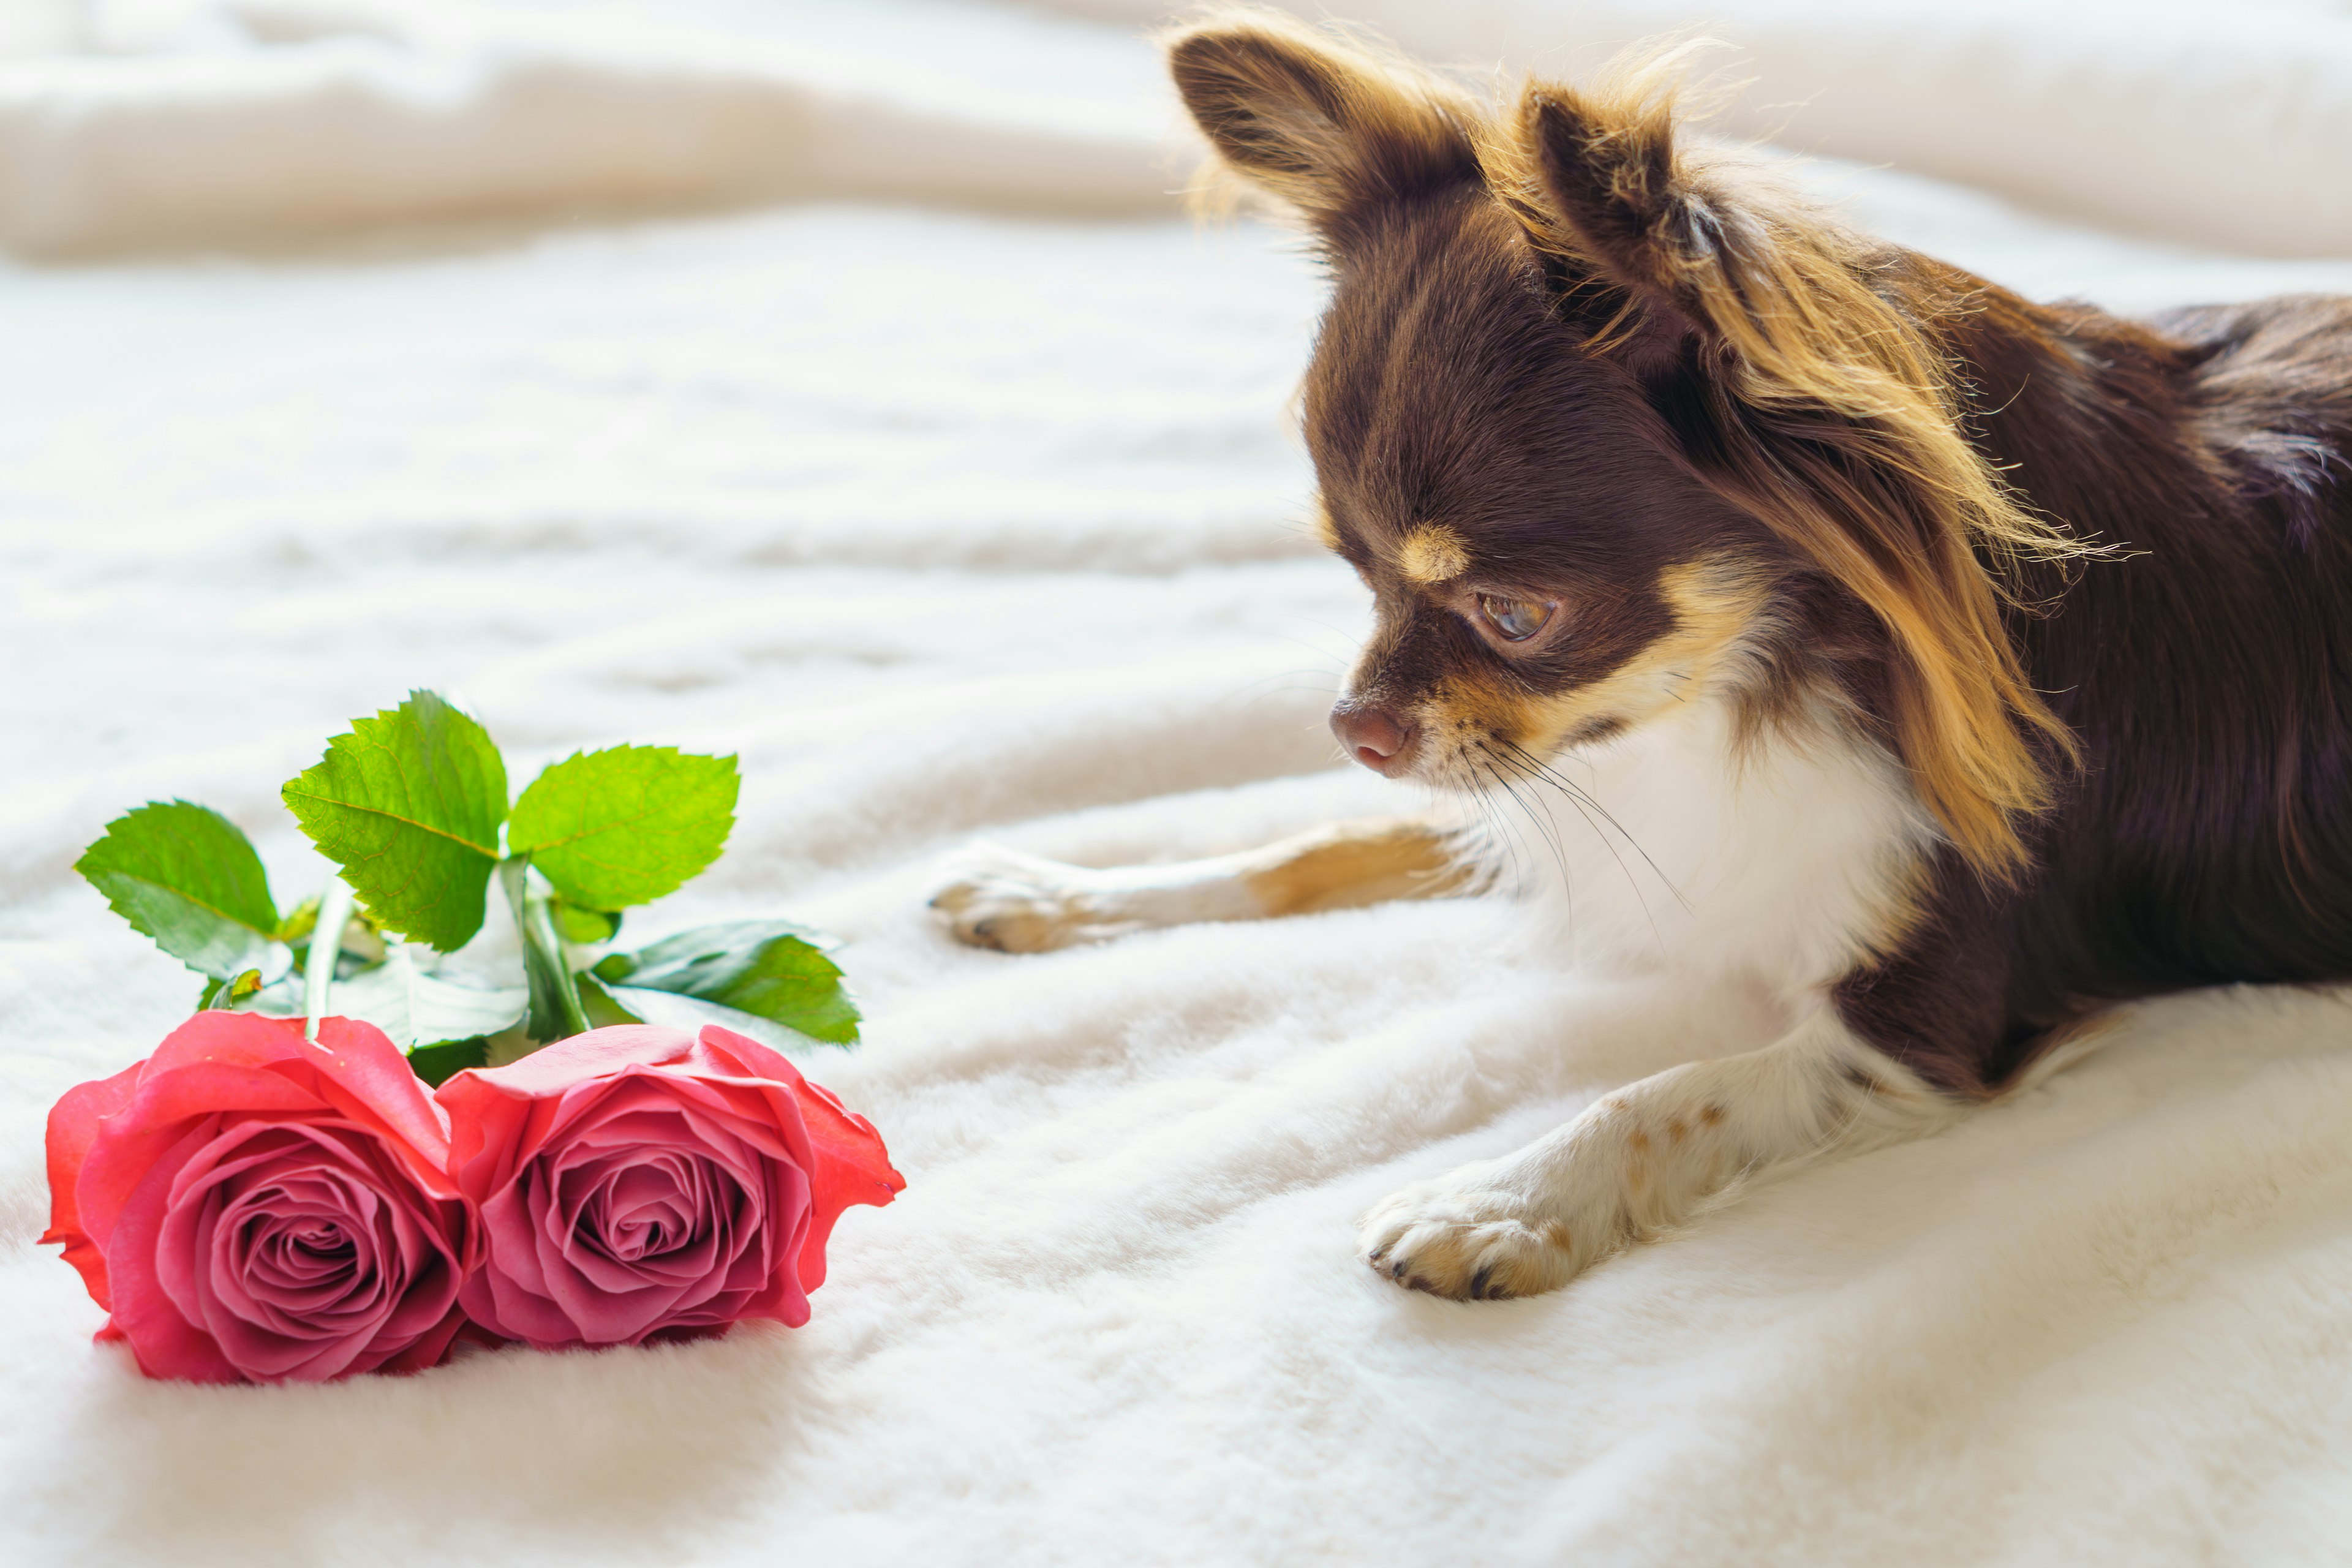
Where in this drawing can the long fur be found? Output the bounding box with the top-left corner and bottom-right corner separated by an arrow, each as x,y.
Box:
939,7 -> 2352,1297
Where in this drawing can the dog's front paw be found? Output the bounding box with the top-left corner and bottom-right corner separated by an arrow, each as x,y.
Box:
1359,1161 -> 1580,1301
927,845 -> 1123,954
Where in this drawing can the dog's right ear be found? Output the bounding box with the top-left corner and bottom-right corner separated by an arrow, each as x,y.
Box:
1164,11 -> 1479,233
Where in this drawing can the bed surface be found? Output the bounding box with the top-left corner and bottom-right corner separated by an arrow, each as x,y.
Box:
5,3 -> 2352,1562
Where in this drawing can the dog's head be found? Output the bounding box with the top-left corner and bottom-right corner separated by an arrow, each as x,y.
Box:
1167,10 -> 2085,878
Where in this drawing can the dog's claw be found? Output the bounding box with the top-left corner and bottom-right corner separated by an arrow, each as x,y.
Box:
1357,1161 -> 1582,1302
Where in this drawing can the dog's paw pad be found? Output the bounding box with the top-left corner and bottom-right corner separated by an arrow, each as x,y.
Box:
927,846 -> 1110,954
1358,1169 -> 1577,1301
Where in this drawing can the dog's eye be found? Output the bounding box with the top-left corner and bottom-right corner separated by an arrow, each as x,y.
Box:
1476,594 -> 1557,643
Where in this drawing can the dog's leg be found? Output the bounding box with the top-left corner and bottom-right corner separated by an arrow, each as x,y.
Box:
1359,1007 -> 1958,1299
930,816 -> 1474,952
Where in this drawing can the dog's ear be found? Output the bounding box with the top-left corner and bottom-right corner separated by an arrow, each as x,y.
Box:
1165,11 -> 1480,234
1513,82 -> 1736,345
1497,69 -> 2094,879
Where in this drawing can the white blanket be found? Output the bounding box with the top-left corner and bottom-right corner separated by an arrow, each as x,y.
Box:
4,3 -> 2352,1564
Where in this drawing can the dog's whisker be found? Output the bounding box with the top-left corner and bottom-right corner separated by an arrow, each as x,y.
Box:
1477,755 -> 1575,904
932,8 -> 2352,1315
1477,741 -> 1665,949
1493,736 -> 1690,911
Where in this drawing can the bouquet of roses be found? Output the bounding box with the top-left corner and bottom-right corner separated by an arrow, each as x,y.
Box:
42,692 -> 903,1384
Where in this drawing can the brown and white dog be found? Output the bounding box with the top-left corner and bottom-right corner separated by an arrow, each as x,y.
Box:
932,11 -> 2352,1300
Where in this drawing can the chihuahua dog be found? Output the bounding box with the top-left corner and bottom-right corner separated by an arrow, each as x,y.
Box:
931,10 -> 2352,1300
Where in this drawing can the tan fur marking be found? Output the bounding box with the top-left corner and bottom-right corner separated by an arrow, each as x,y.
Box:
1443,557 -> 1770,760
1477,72 -> 2095,876
1698,1104 -> 1725,1126
1172,13 -> 2092,876
1396,524 -> 1472,584
1665,1118 -> 1687,1143
1311,499 -> 1342,551
932,813 -> 1477,954
1242,817 -> 1474,917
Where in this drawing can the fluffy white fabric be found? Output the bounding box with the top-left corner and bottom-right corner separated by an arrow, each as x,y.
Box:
11,0 -> 2352,257
0,0 -> 1175,254
1058,0 -> 2352,258
3,3 -> 2352,1564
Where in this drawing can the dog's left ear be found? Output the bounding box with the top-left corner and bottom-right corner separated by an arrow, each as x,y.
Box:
1498,70 -> 2091,880
1498,78 -> 1799,375
1507,85 -> 1710,368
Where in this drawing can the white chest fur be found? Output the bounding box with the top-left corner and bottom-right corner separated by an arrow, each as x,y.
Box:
1476,695 -> 1936,997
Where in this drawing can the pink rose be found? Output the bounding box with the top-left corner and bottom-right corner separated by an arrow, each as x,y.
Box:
435,1023 -> 903,1350
43,1012 -> 475,1384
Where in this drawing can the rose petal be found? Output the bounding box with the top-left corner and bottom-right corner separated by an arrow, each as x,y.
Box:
155,1120 -> 447,1381
459,1025 -> 700,1097
436,1022 -> 892,1348
461,1182 -> 582,1347
530,1156 -> 729,1344
75,1061 -> 320,1256
104,1119 -> 243,1384
48,1012 -> 473,1384
694,1027 -> 904,1290
301,1016 -> 457,1188
373,1302 -> 470,1375
42,1055 -> 146,1311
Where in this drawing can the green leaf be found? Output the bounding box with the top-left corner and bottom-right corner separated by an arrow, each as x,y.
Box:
198,968 -> 266,1010
276,893 -> 321,948
507,745 -> 737,911
554,902 -> 622,945
576,973 -> 646,1029
407,1036 -> 490,1088
593,920 -> 858,1044
281,691 -> 508,951
324,946 -> 529,1049
228,946 -> 525,1045
77,801 -> 281,980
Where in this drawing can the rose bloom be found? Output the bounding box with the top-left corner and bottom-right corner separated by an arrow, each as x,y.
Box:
43,1012 -> 476,1384
435,1023 -> 903,1350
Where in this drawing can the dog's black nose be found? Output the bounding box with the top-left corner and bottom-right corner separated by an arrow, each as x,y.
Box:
1331,700 -> 1415,775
